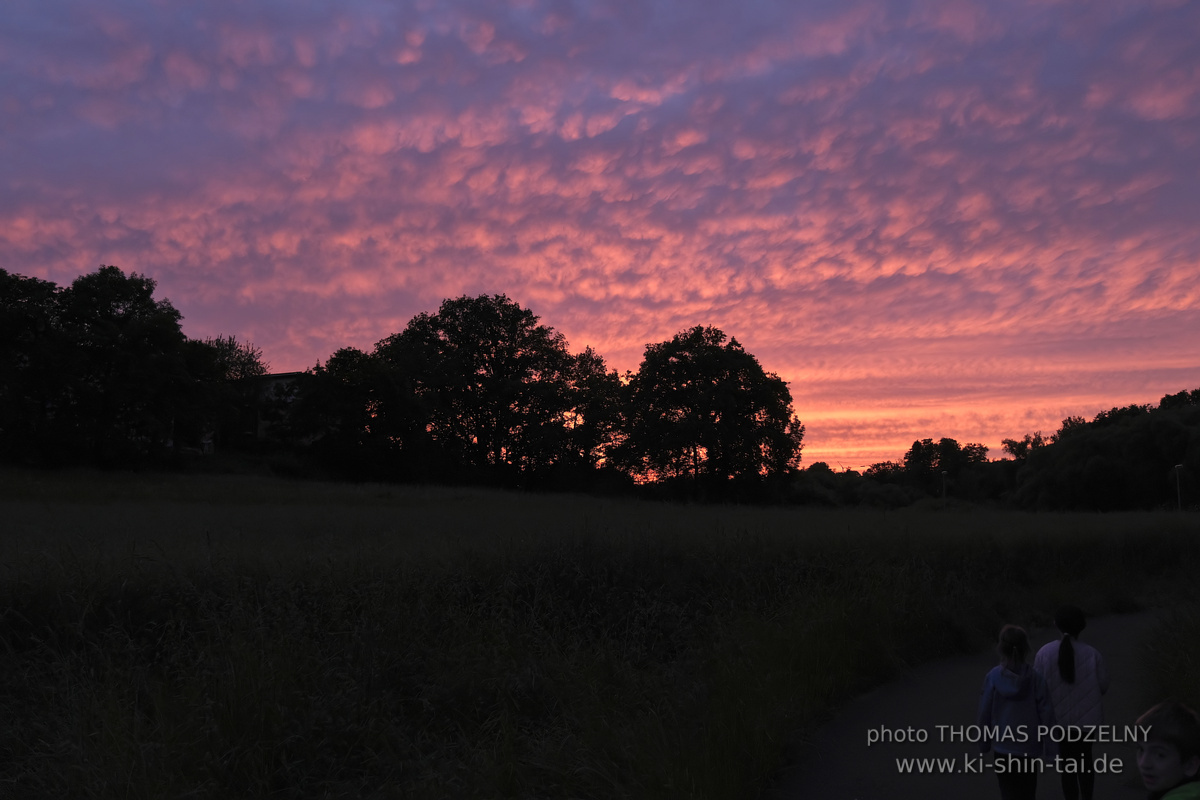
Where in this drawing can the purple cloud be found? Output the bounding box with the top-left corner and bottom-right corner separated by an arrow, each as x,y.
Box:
2,0 -> 1198,466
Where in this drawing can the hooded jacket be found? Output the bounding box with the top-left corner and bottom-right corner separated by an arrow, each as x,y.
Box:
978,661 -> 1057,757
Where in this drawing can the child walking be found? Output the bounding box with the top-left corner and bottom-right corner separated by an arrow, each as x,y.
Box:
979,624 -> 1058,800
1136,701 -> 1200,800
1034,605 -> 1110,800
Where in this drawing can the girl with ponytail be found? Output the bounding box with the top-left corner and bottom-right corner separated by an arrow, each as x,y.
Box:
1034,606 -> 1110,800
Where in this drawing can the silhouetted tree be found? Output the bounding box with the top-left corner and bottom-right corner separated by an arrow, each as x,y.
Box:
899,437 -> 988,495
178,334 -> 271,450
791,461 -> 913,507
195,335 -> 269,383
1160,389 -> 1200,410
283,347 -> 412,478
46,266 -> 190,464
564,346 -> 624,471
1,266 -> 288,466
374,294 -> 575,483
864,460 -> 905,483
1052,415 -> 1088,442
1012,395 -> 1200,510
0,270 -> 67,461
615,326 -> 804,490
1001,432 -> 1047,461
287,347 -> 376,442
1091,404 -> 1152,428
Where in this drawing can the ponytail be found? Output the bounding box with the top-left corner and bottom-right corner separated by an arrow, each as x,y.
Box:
1053,605 -> 1086,684
1058,633 -> 1076,683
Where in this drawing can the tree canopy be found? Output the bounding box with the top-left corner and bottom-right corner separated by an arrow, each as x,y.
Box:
1,266 -> 268,465
1009,398 -> 1200,510
286,308 -> 800,495
615,325 -> 804,487
374,294 -> 577,482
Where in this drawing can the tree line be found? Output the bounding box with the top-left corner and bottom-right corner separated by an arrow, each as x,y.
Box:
1,266 -> 803,499
2,266 -> 268,467
4,265 -> 1196,509
996,391 -> 1200,510
798,394 -> 1200,510
281,295 -> 804,497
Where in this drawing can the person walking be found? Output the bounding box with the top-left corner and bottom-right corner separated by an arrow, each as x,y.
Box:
979,624 -> 1058,800
1035,605 -> 1110,800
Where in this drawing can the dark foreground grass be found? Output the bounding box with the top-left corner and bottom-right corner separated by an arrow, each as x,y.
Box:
1144,605 -> 1200,715
1,469 -> 1197,798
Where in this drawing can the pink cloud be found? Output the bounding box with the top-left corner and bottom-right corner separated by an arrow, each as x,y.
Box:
2,0 -> 1199,466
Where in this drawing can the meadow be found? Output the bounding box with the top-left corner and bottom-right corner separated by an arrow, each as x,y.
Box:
1,468 -> 1197,799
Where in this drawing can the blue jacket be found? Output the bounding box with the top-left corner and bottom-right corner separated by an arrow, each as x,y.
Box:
978,662 -> 1057,757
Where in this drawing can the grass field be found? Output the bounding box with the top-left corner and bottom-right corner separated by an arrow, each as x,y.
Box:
1,468 -> 1197,798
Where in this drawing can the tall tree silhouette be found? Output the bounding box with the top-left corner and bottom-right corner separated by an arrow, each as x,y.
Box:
564,346 -> 624,471
0,269 -> 64,460
39,266 -> 190,464
616,326 -> 804,485
375,294 -> 575,481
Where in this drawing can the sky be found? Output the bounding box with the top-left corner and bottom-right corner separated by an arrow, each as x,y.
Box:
3,0 -> 1199,469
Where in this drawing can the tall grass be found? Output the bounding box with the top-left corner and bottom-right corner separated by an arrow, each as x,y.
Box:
1,469 -> 1197,798
1143,605 -> 1200,715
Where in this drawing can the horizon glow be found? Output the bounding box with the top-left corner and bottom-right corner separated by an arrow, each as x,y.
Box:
3,0 -> 1199,469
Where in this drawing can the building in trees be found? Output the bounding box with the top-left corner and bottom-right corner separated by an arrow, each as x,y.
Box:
180,334 -> 274,450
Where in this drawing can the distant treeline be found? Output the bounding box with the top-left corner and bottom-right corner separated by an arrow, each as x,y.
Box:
804,391 -> 1200,510
3,265 -> 1197,509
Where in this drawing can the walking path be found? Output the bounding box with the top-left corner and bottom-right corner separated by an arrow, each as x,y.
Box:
764,611 -> 1163,799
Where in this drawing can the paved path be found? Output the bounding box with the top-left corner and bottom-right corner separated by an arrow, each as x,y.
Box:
765,612 -> 1163,800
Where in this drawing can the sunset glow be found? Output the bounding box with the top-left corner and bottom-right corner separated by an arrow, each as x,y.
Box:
4,0 -> 1199,468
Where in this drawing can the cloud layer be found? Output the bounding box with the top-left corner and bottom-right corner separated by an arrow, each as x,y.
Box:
4,0 -> 1199,466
